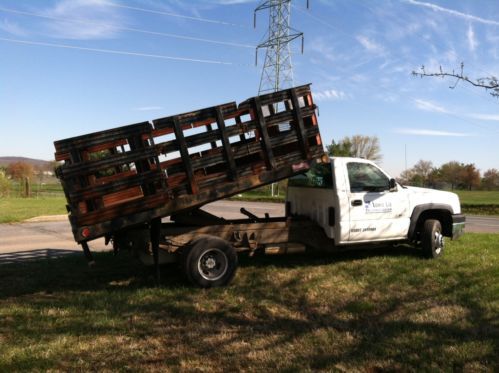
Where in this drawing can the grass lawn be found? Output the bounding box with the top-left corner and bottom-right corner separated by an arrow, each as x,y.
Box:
0,233 -> 497,371
454,191 -> 499,215
455,190 -> 499,205
0,197 -> 67,223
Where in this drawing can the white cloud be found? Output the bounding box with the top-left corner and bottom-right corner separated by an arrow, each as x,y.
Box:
351,74 -> 368,83
444,49 -> 458,64
356,35 -> 384,54
0,19 -> 29,36
134,106 -> 163,111
308,38 -> 337,63
314,89 -> 347,101
41,0 -> 125,40
405,0 -> 499,27
468,113 -> 499,121
395,128 -> 473,137
467,24 -> 477,52
413,99 -> 449,114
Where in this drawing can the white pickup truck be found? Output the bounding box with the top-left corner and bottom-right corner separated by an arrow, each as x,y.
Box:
286,156 -> 465,256
118,156 -> 465,287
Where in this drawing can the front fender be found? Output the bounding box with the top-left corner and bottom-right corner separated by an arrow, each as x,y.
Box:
408,204 -> 454,240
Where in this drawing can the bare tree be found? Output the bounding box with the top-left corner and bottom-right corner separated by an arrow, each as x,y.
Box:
398,168 -> 415,185
329,135 -> 382,161
398,160 -> 436,187
350,135 -> 382,161
413,63 -> 499,98
412,160 -> 434,187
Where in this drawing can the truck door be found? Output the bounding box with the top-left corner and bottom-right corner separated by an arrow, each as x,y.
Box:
346,161 -> 409,242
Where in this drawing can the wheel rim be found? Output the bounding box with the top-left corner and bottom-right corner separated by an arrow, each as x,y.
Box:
197,248 -> 228,281
434,231 -> 444,254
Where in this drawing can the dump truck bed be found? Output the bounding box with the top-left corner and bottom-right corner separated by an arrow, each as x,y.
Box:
54,84 -> 324,243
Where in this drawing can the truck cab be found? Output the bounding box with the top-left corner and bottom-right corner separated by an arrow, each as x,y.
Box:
287,157 -> 465,255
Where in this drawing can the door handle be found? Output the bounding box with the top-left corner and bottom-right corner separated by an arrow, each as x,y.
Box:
351,199 -> 363,207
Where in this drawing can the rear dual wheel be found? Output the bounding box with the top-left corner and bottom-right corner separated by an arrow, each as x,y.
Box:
182,237 -> 238,288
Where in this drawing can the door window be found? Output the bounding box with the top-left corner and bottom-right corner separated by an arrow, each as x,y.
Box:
347,162 -> 389,193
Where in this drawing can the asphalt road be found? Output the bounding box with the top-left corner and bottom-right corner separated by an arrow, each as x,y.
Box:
464,215 -> 499,233
0,200 -> 497,262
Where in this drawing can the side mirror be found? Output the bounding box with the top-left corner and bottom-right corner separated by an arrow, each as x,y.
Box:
389,178 -> 397,191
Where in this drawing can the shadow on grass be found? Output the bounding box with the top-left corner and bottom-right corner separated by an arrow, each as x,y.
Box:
0,241 -> 497,371
239,243 -> 424,269
0,244 -> 424,298
0,250 -> 177,299
0,249 -> 79,265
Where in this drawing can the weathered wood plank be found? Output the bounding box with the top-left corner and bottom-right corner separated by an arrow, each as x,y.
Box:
252,96 -> 276,170
172,117 -> 198,194
215,107 -> 237,180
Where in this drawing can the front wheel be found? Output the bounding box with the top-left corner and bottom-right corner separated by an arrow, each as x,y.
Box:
182,237 -> 238,288
421,219 -> 444,258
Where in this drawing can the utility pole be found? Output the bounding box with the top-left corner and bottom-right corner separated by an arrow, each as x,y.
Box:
254,0 -> 308,95
254,0 -> 308,196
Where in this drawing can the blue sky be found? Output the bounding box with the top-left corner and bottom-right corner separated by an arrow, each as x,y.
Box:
0,0 -> 498,177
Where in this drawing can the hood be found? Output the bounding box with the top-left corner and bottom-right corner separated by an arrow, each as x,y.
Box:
405,186 -> 461,214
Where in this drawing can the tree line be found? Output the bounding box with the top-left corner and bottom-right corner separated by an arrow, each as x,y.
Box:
399,160 -> 498,191
327,135 -> 498,191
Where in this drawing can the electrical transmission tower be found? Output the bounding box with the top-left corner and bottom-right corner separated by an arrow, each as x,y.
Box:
254,0 -> 308,95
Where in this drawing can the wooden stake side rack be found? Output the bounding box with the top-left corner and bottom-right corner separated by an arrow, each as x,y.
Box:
54,84 -> 325,243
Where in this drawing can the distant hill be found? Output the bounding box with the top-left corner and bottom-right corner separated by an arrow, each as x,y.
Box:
0,157 -> 53,169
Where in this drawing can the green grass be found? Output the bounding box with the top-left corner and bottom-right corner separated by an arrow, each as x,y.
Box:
455,190 -> 499,205
454,191 -> 499,215
0,197 -> 67,223
0,233 -> 497,371
10,181 -> 63,197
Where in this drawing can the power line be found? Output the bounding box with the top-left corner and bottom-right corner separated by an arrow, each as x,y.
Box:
0,6 -> 254,49
293,4 -> 348,36
103,1 -> 246,28
0,37 -> 235,65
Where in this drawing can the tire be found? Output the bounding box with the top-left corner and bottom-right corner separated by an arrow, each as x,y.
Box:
182,237 -> 238,288
421,219 -> 444,259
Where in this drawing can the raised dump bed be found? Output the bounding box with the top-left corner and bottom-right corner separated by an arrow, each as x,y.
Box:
54,84 -> 324,243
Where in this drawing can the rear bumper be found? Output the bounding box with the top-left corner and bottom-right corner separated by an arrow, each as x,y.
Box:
451,214 -> 466,240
